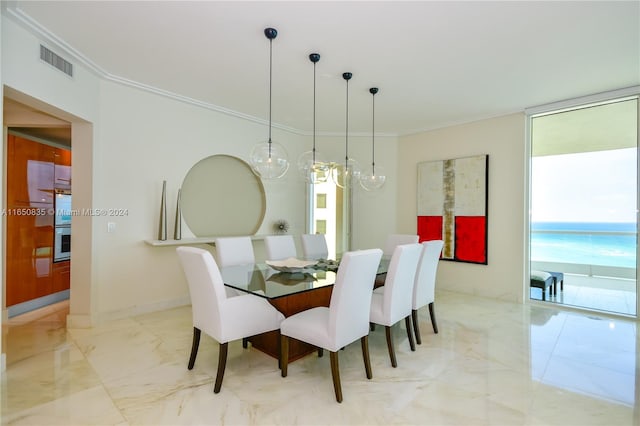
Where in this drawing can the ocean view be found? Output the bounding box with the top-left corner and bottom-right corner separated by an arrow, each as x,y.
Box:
531,222 -> 637,269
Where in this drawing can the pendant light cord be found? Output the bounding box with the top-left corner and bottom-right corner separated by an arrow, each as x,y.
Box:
345,77 -> 349,167
372,91 -> 376,175
312,60 -> 316,164
268,36 -> 273,156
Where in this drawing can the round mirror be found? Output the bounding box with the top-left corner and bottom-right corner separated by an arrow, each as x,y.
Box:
181,155 -> 266,236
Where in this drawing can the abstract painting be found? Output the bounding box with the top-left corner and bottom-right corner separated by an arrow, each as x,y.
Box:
417,154 -> 488,264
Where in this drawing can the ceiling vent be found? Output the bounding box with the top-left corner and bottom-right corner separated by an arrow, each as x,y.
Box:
40,45 -> 73,77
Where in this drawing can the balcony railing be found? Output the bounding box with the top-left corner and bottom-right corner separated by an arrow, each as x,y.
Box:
530,228 -> 636,280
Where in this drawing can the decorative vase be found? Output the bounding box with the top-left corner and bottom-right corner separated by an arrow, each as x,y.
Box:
174,188 -> 182,240
158,180 -> 167,240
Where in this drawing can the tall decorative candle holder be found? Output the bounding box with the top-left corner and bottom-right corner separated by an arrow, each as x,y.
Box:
158,180 -> 167,240
174,188 -> 182,240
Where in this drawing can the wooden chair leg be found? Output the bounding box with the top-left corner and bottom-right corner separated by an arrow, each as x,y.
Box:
242,337 -> 248,348
187,327 -> 201,370
385,325 -> 397,368
329,351 -> 343,403
428,302 -> 438,334
213,342 -> 228,393
318,348 -> 324,357
276,330 -> 281,370
360,336 -> 372,379
412,309 -> 422,345
405,316 -> 416,351
281,335 -> 289,377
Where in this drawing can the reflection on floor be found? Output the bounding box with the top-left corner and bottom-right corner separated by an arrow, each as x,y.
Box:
2,291 -> 638,425
530,273 -> 637,316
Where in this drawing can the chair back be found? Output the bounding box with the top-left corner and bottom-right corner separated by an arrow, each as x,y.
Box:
215,236 -> 255,267
383,234 -> 419,256
413,240 -> 444,309
381,243 -> 422,324
328,248 -> 383,348
176,246 -> 225,339
264,235 -> 297,261
301,233 -> 329,260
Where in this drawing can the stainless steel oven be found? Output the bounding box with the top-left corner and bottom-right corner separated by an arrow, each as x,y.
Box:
54,226 -> 71,262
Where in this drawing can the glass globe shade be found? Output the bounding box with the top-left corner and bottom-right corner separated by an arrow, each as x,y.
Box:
360,165 -> 387,191
249,141 -> 289,179
298,151 -> 330,184
332,158 -> 361,189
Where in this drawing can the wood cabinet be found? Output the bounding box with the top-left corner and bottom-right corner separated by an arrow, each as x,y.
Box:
6,134 -> 71,307
53,260 -> 71,293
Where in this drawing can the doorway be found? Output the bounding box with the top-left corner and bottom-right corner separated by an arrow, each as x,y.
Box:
2,89 -> 96,380
528,94 -> 638,316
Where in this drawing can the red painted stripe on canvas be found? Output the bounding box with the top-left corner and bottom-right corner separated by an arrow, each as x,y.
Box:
417,216 -> 442,242
454,216 -> 486,263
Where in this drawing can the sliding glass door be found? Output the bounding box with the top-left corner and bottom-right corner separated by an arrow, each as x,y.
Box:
529,94 -> 638,316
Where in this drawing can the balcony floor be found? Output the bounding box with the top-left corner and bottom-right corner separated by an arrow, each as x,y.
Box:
530,273 -> 637,316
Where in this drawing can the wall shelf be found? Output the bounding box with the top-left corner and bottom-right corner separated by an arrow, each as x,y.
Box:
144,235 -> 268,247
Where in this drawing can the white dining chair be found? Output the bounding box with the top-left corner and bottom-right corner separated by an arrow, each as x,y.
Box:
264,235 -> 297,261
370,243 -> 422,367
383,234 -> 419,257
215,236 -> 255,267
280,248 -> 383,403
411,240 -> 444,342
215,236 -> 256,300
300,233 -> 329,260
176,246 -> 284,393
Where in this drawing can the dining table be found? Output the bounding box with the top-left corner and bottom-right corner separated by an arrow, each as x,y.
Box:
220,257 -> 390,362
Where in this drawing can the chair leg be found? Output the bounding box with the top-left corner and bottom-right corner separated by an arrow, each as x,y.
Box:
360,336 -> 372,379
405,316 -> 416,352
412,309 -> 422,345
213,342 -> 228,393
385,325 -> 397,368
428,302 -> 438,334
318,348 -> 324,357
329,351 -> 343,403
281,335 -> 289,377
242,337 -> 248,348
276,330 -> 281,370
370,322 -> 375,332
187,327 -> 201,370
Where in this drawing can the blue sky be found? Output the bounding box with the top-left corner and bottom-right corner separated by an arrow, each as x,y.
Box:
531,148 -> 637,223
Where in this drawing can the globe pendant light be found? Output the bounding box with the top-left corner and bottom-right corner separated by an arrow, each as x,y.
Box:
249,27 -> 289,179
297,53 -> 329,184
332,72 -> 360,189
360,87 -> 386,191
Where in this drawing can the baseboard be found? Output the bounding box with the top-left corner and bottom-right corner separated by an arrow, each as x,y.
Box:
8,291 -> 70,318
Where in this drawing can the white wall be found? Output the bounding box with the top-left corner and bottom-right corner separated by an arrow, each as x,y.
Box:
398,114 -> 526,302
94,81 -> 312,317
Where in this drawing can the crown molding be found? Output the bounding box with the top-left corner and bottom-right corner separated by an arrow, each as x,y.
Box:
5,5 -> 311,137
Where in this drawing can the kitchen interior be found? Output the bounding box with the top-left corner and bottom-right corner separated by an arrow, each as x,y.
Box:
3,97 -> 72,319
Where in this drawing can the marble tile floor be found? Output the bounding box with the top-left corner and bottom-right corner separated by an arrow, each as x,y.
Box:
1,291 -> 639,425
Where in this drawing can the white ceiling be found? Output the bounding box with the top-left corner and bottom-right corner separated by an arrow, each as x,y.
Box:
5,1 -> 640,136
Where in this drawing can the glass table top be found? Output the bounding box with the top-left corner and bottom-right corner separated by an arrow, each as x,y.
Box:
220,257 -> 390,299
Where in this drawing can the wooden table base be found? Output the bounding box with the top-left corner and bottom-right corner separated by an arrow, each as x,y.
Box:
249,285 -> 333,362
